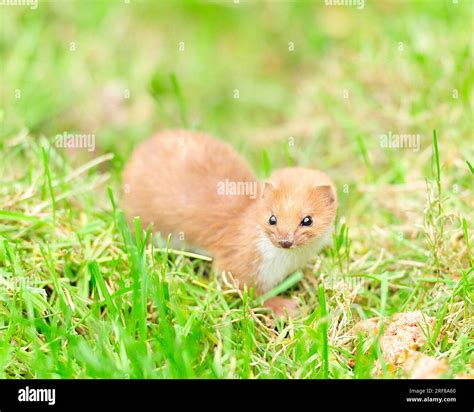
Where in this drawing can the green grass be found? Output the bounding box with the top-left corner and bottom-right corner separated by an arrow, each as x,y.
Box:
0,0 -> 472,379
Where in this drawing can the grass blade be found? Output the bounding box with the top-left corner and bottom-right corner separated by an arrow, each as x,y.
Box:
318,284 -> 329,379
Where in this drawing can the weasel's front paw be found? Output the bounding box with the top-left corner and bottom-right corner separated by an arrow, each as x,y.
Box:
264,296 -> 300,318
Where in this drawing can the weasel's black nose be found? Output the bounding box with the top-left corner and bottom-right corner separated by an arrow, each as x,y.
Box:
279,240 -> 293,249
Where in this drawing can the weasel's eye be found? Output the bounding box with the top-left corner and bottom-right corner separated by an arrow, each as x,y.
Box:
301,216 -> 313,226
269,215 -> 277,225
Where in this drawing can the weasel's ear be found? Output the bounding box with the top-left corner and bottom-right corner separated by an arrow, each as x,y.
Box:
261,181 -> 277,199
311,185 -> 337,207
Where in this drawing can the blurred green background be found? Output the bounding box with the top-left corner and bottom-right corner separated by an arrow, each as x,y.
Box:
2,0 -> 471,166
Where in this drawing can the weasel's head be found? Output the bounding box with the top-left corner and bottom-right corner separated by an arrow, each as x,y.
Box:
257,168 -> 337,249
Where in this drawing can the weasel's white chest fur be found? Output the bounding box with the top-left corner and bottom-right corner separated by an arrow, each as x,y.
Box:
255,227 -> 333,293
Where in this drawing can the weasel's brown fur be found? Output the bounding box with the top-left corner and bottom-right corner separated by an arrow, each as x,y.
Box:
123,130 -> 337,316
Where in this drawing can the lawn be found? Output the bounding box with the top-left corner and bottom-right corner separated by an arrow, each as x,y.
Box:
0,0 -> 472,379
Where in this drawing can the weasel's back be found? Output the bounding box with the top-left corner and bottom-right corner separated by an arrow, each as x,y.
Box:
122,130 -> 257,245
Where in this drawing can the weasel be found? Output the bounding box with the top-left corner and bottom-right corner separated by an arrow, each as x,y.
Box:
122,130 -> 337,316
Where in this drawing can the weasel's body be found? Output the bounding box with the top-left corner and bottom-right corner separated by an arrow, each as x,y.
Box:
123,130 -> 337,315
